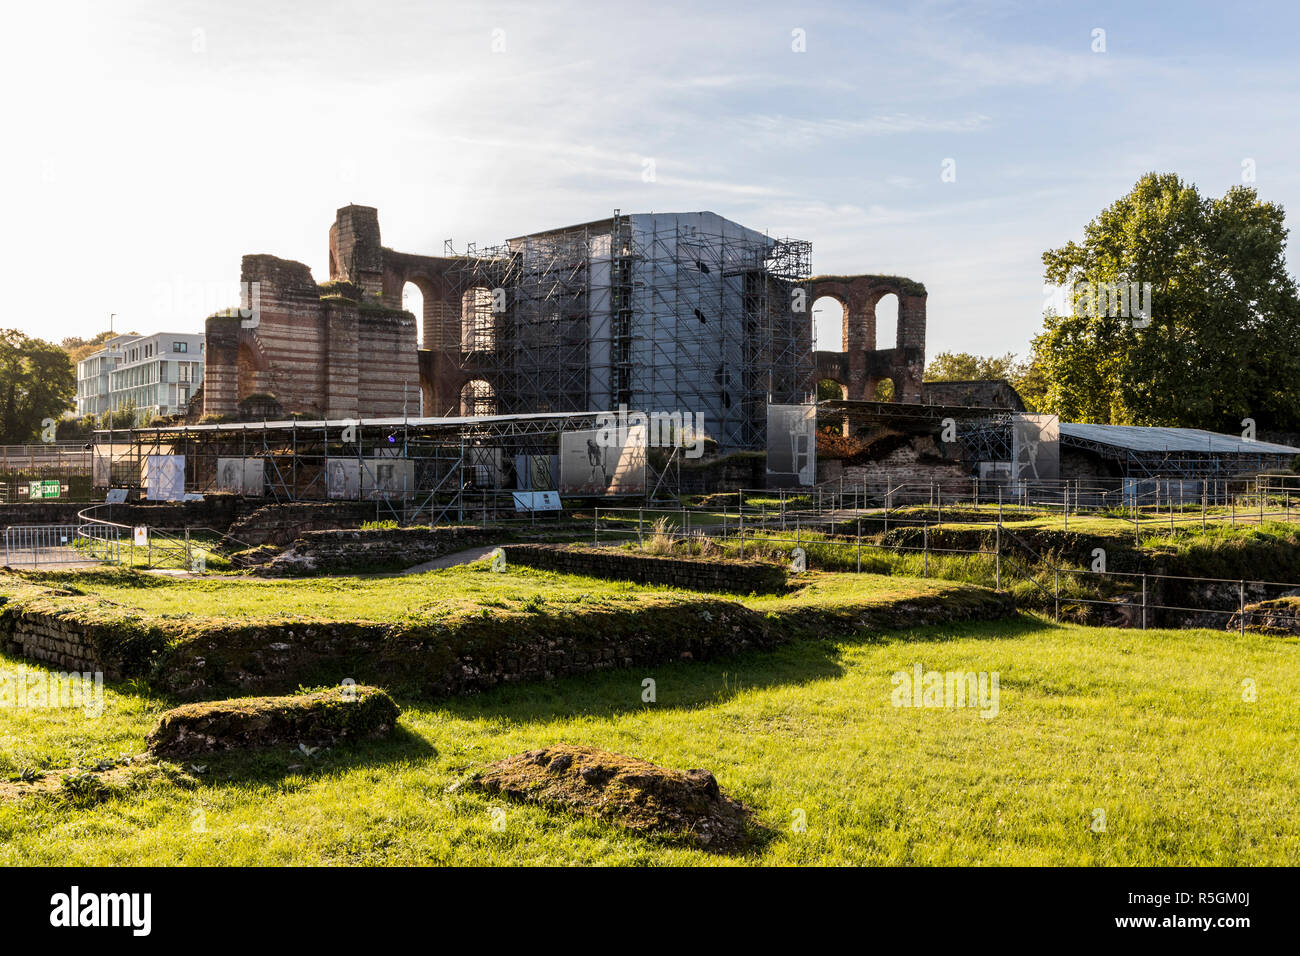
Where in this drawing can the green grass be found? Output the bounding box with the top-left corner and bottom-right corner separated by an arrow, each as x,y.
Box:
1,613 -> 1295,864
2,562 -> 964,626
70,529 -> 234,572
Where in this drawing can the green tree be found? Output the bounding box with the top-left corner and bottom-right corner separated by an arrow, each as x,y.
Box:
1031,172 -> 1300,430
924,350 -> 1044,410
98,401 -> 138,431
816,378 -> 845,401
1010,355 -> 1049,413
60,329 -> 128,367
0,330 -> 76,443
924,351 -> 1020,382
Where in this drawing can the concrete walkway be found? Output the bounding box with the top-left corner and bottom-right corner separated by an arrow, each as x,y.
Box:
399,544 -> 503,575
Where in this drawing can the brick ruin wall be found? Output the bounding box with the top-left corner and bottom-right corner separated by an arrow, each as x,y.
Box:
202,206 -> 938,430
822,438 -> 971,494
204,219 -> 420,420
920,380 -> 1026,411
809,274 -> 927,404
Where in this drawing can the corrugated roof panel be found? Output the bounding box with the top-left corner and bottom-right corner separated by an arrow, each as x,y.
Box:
1059,423 -> 1300,455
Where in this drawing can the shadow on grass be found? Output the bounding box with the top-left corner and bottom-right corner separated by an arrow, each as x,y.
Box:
420,613 -> 1048,723
173,723 -> 438,788
866,612 -> 1052,645
426,636 -> 848,724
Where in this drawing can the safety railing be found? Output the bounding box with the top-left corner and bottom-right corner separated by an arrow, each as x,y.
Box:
2,524 -> 122,568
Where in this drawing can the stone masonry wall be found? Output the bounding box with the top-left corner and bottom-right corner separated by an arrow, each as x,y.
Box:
1,608 -> 108,675
260,526 -> 501,575
503,544 -> 788,594
224,502 -> 380,549
0,496 -> 257,534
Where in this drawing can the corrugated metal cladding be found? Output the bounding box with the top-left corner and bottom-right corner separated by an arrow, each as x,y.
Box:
1060,423 -> 1300,455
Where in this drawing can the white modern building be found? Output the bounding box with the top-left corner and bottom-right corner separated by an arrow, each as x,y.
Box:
75,332 -> 205,424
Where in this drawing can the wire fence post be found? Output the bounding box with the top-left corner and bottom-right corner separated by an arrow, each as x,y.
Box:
739,510 -> 744,560
1054,569 -> 1060,623
1141,573 -> 1147,630
1239,580 -> 1246,636
995,525 -> 1001,591
923,524 -> 929,577
594,507 -> 599,545
856,516 -> 862,573
638,508 -> 643,546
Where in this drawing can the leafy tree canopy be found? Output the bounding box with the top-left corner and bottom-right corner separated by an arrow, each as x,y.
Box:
1029,172 -> 1300,430
0,329 -> 76,443
60,329 -> 130,367
924,351 -> 1021,382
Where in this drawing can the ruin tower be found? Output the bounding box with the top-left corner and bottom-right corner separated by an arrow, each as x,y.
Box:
329,204 -> 386,301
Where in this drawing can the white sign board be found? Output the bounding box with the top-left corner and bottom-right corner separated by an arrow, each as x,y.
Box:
559,425 -> 646,495
216,458 -> 265,496
766,404 -> 817,487
361,459 -> 417,500
133,526 -> 148,546
326,459 -> 362,500
104,489 -> 128,504
1011,414 -> 1061,482
512,491 -> 562,512
142,454 -> 185,501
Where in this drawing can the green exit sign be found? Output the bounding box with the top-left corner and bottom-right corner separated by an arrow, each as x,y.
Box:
28,480 -> 62,500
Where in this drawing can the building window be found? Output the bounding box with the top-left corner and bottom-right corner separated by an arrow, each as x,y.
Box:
173,342 -> 187,353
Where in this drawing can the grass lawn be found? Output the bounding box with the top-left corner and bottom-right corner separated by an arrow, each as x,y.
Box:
2,610 -> 1296,865
1,563 -> 970,625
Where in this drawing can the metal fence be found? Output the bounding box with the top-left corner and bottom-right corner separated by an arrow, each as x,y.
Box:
1051,567 -> 1300,634
591,504 -> 1008,585
2,524 -> 122,568
720,474 -> 1300,540
588,498 -> 1300,632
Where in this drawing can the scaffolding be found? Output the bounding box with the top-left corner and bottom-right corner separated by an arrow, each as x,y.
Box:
453,220 -> 612,418
101,412 -> 607,521
450,212 -> 813,451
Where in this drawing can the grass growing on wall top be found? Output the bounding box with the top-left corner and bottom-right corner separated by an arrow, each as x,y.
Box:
1,563 -> 967,626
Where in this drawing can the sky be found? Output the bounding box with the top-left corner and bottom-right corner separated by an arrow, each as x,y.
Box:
4,0 -> 1298,359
